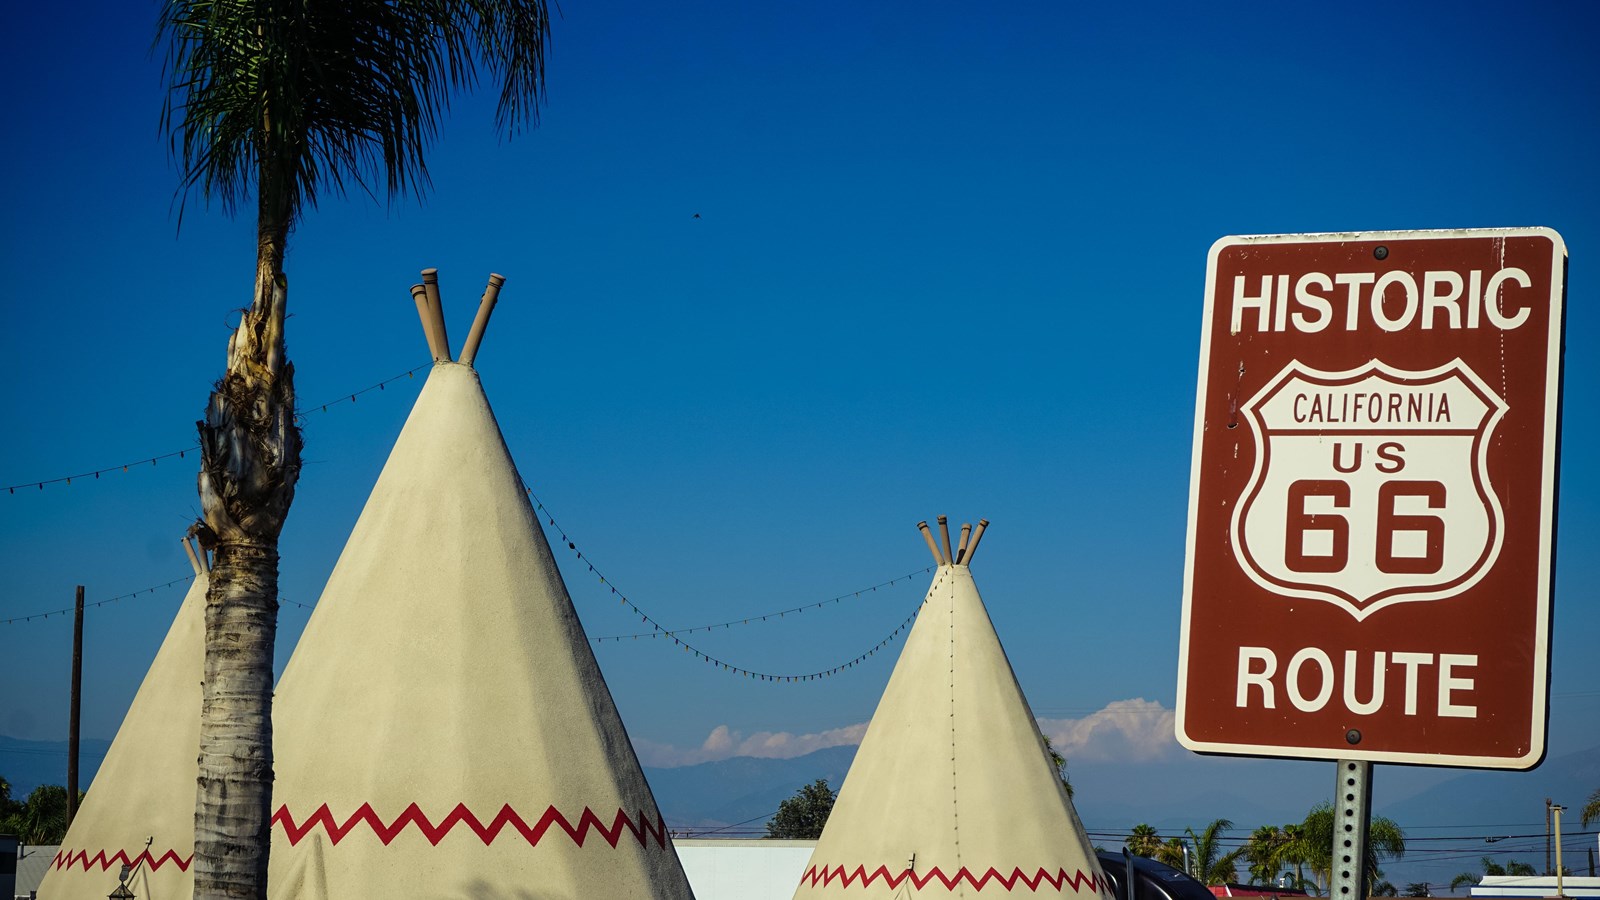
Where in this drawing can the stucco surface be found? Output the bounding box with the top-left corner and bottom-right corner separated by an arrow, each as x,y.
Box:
39,575 -> 206,900
794,565 -> 1111,898
268,362 -> 694,899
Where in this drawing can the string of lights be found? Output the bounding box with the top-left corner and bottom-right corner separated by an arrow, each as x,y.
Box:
3,506 -> 923,645
3,364 -> 429,495
590,565 -> 933,641
2,575 -> 196,625
1,574 -> 318,625
524,485 -> 932,682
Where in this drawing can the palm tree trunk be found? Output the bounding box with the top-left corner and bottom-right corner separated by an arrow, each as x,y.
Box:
193,195 -> 299,899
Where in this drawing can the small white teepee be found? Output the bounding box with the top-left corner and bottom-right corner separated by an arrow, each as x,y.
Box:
793,518 -> 1111,899
39,538 -> 211,900
266,272 -> 694,899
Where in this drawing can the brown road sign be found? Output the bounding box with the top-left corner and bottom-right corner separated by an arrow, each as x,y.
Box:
1177,228 -> 1566,769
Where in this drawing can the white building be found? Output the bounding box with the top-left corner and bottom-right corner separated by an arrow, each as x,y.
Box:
1471,875 -> 1600,900
674,839 -> 815,900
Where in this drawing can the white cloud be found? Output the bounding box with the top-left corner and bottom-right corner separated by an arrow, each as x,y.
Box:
636,722 -> 869,768
637,698 -> 1177,768
1036,698 -> 1179,763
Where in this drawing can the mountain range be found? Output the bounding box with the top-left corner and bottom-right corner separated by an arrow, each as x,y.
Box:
6,733 -> 1594,841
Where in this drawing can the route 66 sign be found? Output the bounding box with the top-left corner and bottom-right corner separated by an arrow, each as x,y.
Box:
1177,228 -> 1565,769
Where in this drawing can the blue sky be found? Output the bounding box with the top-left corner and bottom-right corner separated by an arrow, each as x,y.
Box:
2,0 -> 1596,888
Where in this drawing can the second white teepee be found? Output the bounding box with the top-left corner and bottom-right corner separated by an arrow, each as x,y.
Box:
794,518 -> 1111,898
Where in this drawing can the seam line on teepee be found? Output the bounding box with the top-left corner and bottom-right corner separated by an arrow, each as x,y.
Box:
948,569 -> 964,889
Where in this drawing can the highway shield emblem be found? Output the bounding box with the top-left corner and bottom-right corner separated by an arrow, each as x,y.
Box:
1231,359 -> 1508,620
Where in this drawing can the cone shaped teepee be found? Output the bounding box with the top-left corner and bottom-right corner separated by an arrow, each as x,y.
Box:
267,361 -> 693,899
41,549 -> 209,899
794,519 -> 1111,899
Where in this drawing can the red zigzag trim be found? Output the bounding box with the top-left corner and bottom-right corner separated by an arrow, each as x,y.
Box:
53,848 -> 193,873
802,863 -> 1109,893
272,803 -> 670,850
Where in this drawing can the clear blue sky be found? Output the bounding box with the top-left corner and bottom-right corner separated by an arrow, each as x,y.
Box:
2,0 -> 1596,887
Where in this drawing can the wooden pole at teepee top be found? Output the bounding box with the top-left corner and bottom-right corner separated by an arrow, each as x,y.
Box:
963,518 -> 991,566
421,269 -> 451,361
917,521 -> 947,566
182,535 -> 203,575
937,516 -> 954,567
410,283 -> 445,361
956,522 -> 972,564
459,273 -> 506,367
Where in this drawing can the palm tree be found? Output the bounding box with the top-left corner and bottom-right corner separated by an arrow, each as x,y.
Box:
1278,822 -> 1314,892
1186,818 -> 1246,885
1299,802 -> 1405,894
1245,824 -> 1287,885
1582,788 -> 1600,828
1155,837 -> 1188,872
1127,823 -> 1163,858
1452,857 -> 1536,891
157,2 -> 549,896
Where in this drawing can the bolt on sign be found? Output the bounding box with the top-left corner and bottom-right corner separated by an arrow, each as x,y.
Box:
1177,228 -> 1566,768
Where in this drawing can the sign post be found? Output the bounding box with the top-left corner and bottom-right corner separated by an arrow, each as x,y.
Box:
1178,227 -> 1565,768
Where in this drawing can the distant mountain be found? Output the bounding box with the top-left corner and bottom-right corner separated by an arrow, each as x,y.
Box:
1377,744 -> 1600,826
641,741 -> 1600,840
0,735 -> 110,795
645,745 -> 857,831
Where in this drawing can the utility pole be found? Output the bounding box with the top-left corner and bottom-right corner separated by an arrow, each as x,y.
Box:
1553,804 -> 1567,898
67,584 -> 83,826
1546,798 -> 1553,875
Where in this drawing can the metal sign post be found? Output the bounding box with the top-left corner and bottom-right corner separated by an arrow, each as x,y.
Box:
1330,760 -> 1372,900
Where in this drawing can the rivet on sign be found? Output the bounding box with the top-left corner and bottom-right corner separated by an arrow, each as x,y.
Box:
1345,729 -> 1362,744
1374,246 -> 1389,260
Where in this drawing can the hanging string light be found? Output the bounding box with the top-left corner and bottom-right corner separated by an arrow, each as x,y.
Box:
4,364 -> 429,495
524,483 -> 934,683
0,576 -> 320,625
1,575 -> 197,625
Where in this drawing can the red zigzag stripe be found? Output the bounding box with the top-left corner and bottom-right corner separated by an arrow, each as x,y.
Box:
802,863 -> 1109,893
53,848 -> 192,873
272,803 -> 670,850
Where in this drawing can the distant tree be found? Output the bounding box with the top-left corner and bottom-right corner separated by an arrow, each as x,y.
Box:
1042,735 -> 1074,799
1452,857 -> 1535,891
1245,824 -> 1287,885
0,775 -> 21,828
1185,818 -> 1246,885
767,778 -> 836,839
1152,836 -> 1185,871
0,784 -> 80,843
1372,878 -> 1398,896
1277,823 -> 1316,892
1127,823 -> 1162,858
1582,788 -> 1600,828
1404,882 -> 1431,897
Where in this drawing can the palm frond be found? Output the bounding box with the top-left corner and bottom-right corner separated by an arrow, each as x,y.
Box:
158,0 -> 550,223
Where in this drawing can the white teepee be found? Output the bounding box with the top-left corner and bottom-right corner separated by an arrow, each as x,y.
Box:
794,518 -> 1111,899
39,539 -> 210,900
266,273 -> 694,899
